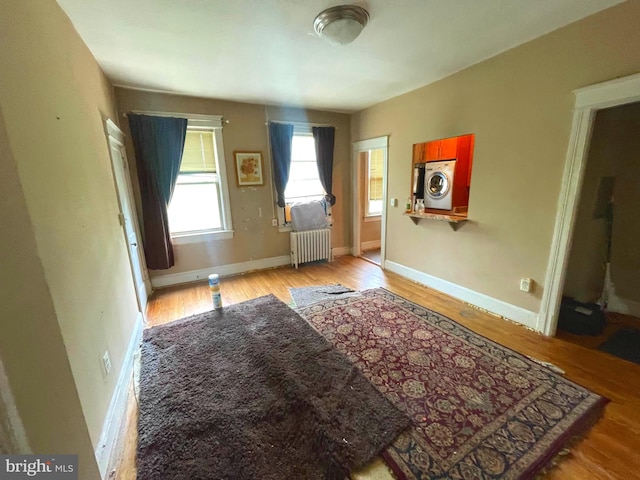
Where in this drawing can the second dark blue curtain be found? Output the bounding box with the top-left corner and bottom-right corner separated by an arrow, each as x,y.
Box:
312,126 -> 336,206
128,114 -> 188,270
269,122 -> 294,207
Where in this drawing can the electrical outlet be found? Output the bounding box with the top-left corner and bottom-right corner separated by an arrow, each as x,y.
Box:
519,277 -> 532,293
271,218 -> 278,227
102,350 -> 112,376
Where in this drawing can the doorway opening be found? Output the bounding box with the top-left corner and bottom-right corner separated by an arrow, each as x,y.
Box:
538,73 -> 640,345
352,137 -> 388,267
554,101 -> 640,364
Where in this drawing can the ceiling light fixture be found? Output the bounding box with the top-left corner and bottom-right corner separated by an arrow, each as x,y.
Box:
313,4 -> 369,46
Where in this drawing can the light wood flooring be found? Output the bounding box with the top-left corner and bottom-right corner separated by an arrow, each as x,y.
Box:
112,255 -> 640,480
361,248 -> 381,265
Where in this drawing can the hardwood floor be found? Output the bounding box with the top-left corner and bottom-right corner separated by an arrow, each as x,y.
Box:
361,248 -> 381,265
113,256 -> 640,480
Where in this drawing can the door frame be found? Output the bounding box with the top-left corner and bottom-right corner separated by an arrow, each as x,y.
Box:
352,136 -> 389,267
105,119 -> 151,311
539,72 -> 640,335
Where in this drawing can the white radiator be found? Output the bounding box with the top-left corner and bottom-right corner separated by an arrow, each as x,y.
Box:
290,228 -> 332,269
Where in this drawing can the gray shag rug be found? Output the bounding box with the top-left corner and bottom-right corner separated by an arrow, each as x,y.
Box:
289,284 -> 360,308
137,294 -> 409,480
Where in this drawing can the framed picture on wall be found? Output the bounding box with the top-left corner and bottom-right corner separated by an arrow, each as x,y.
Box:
234,152 -> 264,186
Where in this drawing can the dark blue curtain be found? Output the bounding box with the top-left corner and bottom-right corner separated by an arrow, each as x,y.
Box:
128,114 -> 187,270
269,122 -> 294,207
312,126 -> 336,206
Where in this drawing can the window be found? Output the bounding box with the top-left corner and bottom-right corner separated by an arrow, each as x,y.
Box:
366,149 -> 384,216
280,130 -> 326,224
167,116 -> 233,241
285,133 -> 324,204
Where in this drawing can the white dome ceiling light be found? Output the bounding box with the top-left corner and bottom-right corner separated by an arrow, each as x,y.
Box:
313,4 -> 370,46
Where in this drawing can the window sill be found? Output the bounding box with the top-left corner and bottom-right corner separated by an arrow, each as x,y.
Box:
171,230 -> 234,244
363,215 -> 382,223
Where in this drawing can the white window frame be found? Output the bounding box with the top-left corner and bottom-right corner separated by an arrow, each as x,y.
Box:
364,150 -> 383,218
164,113 -> 234,244
276,125 -> 328,230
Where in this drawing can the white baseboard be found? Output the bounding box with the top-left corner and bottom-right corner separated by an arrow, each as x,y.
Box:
385,261 -> 540,331
95,312 -> 143,478
332,246 -> 351,257
361,240 -> 381,251
150,255 -> 291,288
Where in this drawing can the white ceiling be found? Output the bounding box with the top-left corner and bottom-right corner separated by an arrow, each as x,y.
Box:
57,0 -> 622,113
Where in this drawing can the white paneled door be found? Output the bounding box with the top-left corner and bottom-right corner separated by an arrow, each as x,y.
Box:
105,119 -> 149,312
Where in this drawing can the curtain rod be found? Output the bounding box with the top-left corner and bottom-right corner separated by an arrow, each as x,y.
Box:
122,110 -> 190,118
122,110 -> 229,124
266,120 -> 336,129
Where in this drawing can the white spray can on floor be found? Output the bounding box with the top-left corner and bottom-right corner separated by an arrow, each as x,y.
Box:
208,274 -> 222,310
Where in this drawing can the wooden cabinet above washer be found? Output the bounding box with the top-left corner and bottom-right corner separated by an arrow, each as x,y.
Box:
413,134 -> 473,171
426,137 -> 458,161
412,135 -> 469,163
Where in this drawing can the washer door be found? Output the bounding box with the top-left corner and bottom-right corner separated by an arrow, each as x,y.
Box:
426,171 -> 450,199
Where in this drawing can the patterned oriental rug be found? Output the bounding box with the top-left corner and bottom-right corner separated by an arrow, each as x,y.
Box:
297,288 -> 608,480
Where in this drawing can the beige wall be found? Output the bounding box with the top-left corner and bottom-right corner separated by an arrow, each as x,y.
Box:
565,102 -> 640,303
609,103 -> 640,301
351,1 -> 640,314
0,109 -> 99,477
361,218 -> 382,246
0,1 -> 140,475
114,89 -> 351,277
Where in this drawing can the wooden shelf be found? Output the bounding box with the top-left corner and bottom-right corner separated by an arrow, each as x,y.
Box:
404,212 -> 469,231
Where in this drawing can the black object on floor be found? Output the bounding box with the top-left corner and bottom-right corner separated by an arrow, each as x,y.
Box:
557,297 -> 606,335
598,328 -> 640,365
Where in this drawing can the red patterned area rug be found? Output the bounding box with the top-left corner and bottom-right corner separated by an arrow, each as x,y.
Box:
296,288 -> 608,480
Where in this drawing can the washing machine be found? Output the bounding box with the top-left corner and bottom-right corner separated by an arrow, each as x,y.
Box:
424,160 -> 455,210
